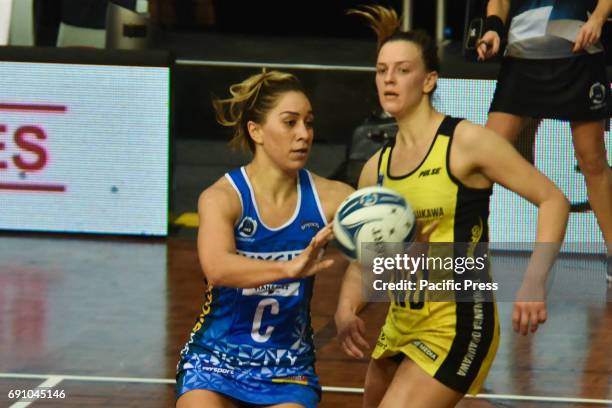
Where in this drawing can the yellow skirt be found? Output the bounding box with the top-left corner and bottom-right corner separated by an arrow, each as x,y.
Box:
372,299 -> 500,395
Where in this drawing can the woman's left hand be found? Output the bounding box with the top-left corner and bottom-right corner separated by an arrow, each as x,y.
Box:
573,15 -> 605,52
512,281 -> 547,335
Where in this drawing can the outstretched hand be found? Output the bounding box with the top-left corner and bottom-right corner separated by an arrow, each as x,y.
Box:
285,224 -> 335,279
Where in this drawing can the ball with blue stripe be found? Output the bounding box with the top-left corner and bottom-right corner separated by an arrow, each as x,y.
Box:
333,186 -> 416,264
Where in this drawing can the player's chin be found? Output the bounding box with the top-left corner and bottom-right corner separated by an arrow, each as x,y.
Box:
379,101 -> 405,117
282,157 -> 309,172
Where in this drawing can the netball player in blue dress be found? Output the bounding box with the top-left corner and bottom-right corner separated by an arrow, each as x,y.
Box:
175,70 -> 353,408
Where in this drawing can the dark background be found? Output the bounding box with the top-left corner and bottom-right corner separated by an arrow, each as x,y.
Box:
34,0 -> 481,46
158,0 -> 471,41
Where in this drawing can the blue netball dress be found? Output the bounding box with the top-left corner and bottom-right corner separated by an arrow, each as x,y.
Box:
176,167 -> 327,407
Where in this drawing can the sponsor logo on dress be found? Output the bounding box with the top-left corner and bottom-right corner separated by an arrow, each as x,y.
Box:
411,340 -> 438,361
414,207 -> 445,219
238,216 -> 257,237
237,249 -> 302,261
272,375 -> 308,385
418,167 -> 441,177
457,295 -> 485,377
589,82 -> 606,109
376,332 -> 387,349
181,362 -> 234,376
242,282 -> 301,297
300,220 -> 320,231
201,365 -> 234,375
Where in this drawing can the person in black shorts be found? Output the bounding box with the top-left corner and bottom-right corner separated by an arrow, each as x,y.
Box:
477,0 -> 612,283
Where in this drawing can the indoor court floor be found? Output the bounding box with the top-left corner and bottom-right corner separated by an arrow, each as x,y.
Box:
0,233 -> 610,408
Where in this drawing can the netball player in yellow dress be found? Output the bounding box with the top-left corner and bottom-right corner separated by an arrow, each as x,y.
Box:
335,6 -> 570,408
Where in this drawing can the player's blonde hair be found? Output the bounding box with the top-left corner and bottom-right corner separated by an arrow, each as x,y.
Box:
212,69 -> 305,152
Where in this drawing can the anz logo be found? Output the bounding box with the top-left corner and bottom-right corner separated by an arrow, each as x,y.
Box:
418,167 -> 441,178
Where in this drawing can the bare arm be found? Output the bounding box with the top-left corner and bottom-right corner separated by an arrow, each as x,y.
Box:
335,152 -> 381,313
477,0 -> 511,60
573,0 -> 612,52
486,0 -> 510,22
311,175 -> 356,223
457,122 -> 570,334
311,174 -> 355,285
198,179 -> 334,288
334,151 -> 382,358
457,122 -> 569,245
593,0 -> 612,20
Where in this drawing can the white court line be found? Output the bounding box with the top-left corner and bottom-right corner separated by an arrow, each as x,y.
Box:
8,375 -> 63,408
1,373 -> 611,405
0,372 -> 172,385
175,59 -> 375,72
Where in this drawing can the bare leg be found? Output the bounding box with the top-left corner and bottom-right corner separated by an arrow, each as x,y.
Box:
570,120 -> 612,259
514,117 -> 540,165
176,389 -> 239,408
486,112 -> 529,143
378,358 -> 464,408
363,357 -> 400,408
486,112 -> 538,164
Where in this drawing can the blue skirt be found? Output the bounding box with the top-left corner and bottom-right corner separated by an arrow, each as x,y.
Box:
176,351 -> 321,408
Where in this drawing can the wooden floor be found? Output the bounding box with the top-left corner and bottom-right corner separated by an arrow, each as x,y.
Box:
0,234 -> 610,407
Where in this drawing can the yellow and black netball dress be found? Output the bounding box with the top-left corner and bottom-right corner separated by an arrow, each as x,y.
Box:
372,116 -> 500,395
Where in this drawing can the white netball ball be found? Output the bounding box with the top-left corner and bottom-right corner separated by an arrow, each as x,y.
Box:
333,186 -> 416,264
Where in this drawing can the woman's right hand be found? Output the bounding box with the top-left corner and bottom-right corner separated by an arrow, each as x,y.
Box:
284,224 -> 335,279
476,31 -> 501,61
573,14 -> 606,52
335,309 -> 369,359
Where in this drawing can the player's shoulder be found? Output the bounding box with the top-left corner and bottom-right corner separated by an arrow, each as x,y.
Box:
453,119 -> 498,149
308,172 -> 354,221
359,147 -> 387,187
364,146 -> 386,169
198,175 -> 241,216
452,119 -> 513,172
309,172 -> 354,202
310,172 -> 353,195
